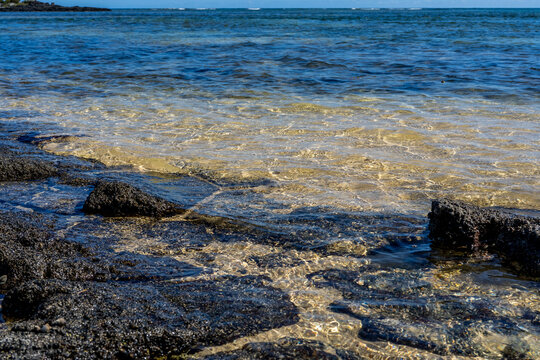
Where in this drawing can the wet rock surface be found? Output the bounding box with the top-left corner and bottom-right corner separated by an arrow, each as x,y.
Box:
0,212 -> 114,290
429,199 -> 540,277
0,143 -> 101,186
0,154 -> 57,182
0,158 -> 300,359
83,180 -> 185,217
160,276 -> 299,349
1,276 -> 298,359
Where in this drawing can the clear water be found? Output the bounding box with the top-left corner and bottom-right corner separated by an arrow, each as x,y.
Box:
0,8 -> 539,358
1,9 -> 539,213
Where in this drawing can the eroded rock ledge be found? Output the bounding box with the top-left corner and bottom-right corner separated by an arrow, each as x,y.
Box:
428,199 -> 539,277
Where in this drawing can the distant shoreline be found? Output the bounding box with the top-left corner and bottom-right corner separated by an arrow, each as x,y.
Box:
0,1 -> 110,12
1,7 -> 538,12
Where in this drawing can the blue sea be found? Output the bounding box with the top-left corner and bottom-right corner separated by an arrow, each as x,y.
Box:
0,8 -> 539,358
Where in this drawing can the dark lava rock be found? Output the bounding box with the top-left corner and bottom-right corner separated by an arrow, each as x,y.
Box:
0,155 -> 57,181
83,180 -> 185,217
428,199 -> 540,277
0,1 -> 110,12
0,212 -> 114,290
57,173 -> 95,187
0,276 -> 299,359
200,338 -> 351,360
159,275 -> 299,349
356,316 -> 445,355
1,280 -> 189,359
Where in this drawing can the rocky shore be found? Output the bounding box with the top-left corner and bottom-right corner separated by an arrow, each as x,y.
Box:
0,128 -> 538,358
0,1 -> 110,12
429,199 -> 539,278
0,136 -> 303,358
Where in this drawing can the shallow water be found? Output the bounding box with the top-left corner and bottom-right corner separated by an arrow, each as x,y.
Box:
0,8 -> 539,358
1,9 -> 538,214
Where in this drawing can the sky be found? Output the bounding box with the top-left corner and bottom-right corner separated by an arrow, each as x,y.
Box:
54,1 -> 540,8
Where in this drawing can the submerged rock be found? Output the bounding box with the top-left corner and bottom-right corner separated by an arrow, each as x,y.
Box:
428,199 -> 539,277
0,155 -> 57,182
200,338 -> 351,359
309,268 -> 539,358
83,180 -> 185,217
17,133 -> 81,147
160,275 -> 299,347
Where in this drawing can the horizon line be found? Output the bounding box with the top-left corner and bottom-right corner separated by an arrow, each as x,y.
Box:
101,7 -> 540,9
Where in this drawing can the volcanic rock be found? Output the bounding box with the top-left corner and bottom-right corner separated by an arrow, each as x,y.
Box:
0,212 -> 114,290
83,180 -> 185,217
0,276 -> 299,359
0,155 -> 57,182
428,199 -> 539,277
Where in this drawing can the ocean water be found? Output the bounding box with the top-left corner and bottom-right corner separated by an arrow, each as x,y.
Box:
1,8 -> 539,213
0,8 -> 539,358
